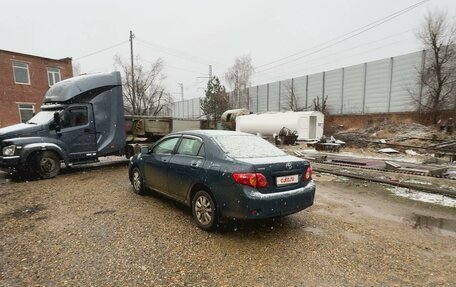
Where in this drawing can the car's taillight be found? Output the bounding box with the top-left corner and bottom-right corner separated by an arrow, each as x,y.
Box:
232,173 -> 268,188
304,166 -> 313,180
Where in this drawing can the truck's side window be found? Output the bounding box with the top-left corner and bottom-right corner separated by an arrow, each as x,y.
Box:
61,107 -> 88,128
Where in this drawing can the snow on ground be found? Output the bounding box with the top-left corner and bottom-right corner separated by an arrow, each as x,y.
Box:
387,187 -> 456,208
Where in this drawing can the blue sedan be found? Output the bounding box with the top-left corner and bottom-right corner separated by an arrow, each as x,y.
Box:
128,130 -> 315,230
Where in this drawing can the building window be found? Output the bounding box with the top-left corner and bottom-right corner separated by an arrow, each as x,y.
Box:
12,61 -> 30,85
47,67 -> 61,86
18,104 -> 35,123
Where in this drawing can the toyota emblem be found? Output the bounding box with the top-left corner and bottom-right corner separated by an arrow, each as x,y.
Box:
286,162 -> 292,170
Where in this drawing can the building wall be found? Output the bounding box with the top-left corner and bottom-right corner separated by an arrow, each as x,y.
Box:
0,50 -> 72,127
171,50 -> 436,119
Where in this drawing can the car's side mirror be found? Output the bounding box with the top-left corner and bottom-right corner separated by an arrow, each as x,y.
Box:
53,112 -> 61,132
140,146 -> 150,154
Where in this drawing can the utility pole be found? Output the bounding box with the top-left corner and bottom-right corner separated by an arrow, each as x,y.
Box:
178,83 -> 184,101
129,30 -> 135,98
198,64 -> 213,82
236,72 -> 240,108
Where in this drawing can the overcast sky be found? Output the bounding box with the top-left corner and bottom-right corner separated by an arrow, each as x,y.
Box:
1,0 -> 455,100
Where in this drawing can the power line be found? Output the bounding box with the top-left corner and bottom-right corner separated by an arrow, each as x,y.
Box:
136,37 -> 229,67
255,0 -> 427,71
136,40 -> 209,66
254,0 -> 429,73
254,28 -> 416,81
255,35 -> 417,85
165,64 -> 208,75
142,58 -> 207,75
74,40 -> 129,60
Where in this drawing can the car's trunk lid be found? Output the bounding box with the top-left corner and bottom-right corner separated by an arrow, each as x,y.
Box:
236,155 -> 310,193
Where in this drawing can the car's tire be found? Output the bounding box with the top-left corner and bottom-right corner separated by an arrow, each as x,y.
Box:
130,167 -> 145,195
192,190 -> 218,231
31,151 -> 61,179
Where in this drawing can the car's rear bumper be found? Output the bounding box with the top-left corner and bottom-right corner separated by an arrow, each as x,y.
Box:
219,181 -> 316,220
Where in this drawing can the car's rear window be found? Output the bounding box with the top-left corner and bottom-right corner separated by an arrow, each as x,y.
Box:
214,135 -> 286,158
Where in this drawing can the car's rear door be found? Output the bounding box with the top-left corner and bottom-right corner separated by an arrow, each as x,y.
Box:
167,136 -> 205,202
144,136 -> 180,193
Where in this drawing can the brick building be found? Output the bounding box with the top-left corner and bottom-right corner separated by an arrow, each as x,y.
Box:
0,49 -> 73,127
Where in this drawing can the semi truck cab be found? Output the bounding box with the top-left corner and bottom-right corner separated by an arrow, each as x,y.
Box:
0,71 -> 126,178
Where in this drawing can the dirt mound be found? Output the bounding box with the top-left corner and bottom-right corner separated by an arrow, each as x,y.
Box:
332,121 -> 455,150
333,129 -> 370,148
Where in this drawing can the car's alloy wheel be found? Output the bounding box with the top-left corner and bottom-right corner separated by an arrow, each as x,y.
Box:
131,167 -> 145,195
192,190 -> 217,231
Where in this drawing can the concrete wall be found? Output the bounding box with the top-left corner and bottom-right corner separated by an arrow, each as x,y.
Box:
172,50 -> 427,119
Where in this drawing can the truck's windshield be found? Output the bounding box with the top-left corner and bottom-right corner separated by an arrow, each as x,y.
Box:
27,111 -> 59,125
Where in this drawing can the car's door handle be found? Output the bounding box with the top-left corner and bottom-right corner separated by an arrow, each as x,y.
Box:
161,159 -> 168,164
190,160 -> 200,168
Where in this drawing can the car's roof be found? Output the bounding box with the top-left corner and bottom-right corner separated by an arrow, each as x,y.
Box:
171,130 -> 254,137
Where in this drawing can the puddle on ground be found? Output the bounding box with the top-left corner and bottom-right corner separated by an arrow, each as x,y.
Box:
412,214 -> 456,237
387,187 -> 456,208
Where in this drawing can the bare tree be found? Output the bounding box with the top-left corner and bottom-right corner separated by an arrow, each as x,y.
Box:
313,95 -> 329,115
115,55 -> 173,116
415,11 -> 456,123
225,55 -> 254,108
281,80 -> 304,111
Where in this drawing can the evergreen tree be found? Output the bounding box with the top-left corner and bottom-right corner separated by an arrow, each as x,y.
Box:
200,76 -> 230,123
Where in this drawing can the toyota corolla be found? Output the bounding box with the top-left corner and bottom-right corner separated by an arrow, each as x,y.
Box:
128,130 -> 315,230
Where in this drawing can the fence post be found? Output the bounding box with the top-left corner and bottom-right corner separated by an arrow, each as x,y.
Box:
305,75 -> 309,111
291,78 -> 294,110
178,101 -> 181,118
256,86 -> 259,113
388,57 -> 394,113
278,81 -> 281,111
187,100 -> 190,118
341,68 -> 345,114
247,88 -> 250,110
322,71 -> 326,99
362,62 -> 367,114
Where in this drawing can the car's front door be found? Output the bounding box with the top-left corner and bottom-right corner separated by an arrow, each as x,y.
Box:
167,136 -> 205,202
143,136 -> 180,194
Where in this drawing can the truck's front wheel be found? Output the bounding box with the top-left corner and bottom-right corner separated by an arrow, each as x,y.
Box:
31,151 -> 61,179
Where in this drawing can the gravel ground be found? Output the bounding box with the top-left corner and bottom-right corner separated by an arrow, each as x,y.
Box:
1,161 -> 455,286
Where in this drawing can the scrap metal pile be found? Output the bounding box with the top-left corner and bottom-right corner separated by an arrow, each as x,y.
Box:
274,127 -> 299,145
314,121 -> 456,162
306,135 -> 346,152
